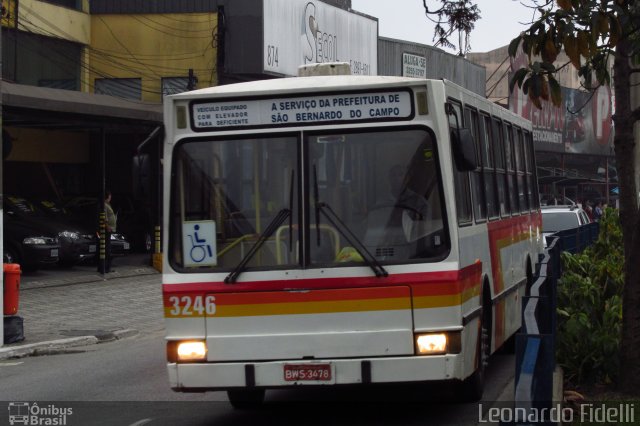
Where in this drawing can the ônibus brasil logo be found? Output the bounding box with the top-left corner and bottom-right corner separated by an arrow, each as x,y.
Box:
7,402 -> 73,425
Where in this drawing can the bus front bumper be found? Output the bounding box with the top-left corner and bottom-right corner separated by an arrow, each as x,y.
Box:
168,354 -> 465,391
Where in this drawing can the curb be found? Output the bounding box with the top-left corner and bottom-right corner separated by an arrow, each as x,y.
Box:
0,329 -> 139,360
21,268 -> 159,290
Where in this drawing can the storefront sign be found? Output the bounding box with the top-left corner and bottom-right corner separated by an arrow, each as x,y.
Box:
402,53 -> 427,78
509,51 -> 613,155
263,0 -> 377,76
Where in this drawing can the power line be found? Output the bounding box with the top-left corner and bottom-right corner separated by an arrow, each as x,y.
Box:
485,55 -> 510,83
97,16 -> 162,78
13,19 -> 215,92
16,15 -> 166,82
487,67 -> 511,98
135,14 -> 215,33
9,6 -> 217,101
3,29 -> 200,101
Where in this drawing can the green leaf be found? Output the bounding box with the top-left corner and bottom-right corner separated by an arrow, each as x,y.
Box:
564,35 -> 581,69
508,36 -> 522,58
548,75 -> 562,107
557,0 -> 572,11
509,68 -> 528,94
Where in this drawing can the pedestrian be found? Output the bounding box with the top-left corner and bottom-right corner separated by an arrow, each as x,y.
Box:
594,201 -> 603,222
584,201 -> 594,221
98,190 -> 117,273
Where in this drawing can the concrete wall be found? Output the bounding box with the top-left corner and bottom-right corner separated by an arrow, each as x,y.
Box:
19,0 -> 90,44
89,13 -> 218,102
378,37 -> 486,96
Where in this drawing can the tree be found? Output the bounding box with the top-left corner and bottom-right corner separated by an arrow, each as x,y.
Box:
508,0 -> 640,393
422,0 -> 481,55
422,0 -> 640,393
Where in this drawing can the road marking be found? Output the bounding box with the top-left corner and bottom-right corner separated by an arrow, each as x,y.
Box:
129,419 -> 153,426
0,361 -> 24,366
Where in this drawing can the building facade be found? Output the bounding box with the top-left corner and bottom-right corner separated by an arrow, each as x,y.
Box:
468,45 -> 616,205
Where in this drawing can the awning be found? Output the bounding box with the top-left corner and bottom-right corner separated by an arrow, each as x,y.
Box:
2,81 -> 162,130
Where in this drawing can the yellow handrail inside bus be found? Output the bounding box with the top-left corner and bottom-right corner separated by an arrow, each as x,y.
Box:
274,224 -> 340,264
217,234 -> 257,259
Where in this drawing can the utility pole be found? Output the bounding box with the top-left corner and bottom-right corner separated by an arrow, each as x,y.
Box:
187,68 -> 198,91
1,0 -> 4,348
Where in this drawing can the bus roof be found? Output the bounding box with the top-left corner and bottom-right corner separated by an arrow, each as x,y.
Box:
169,75 -> 433,100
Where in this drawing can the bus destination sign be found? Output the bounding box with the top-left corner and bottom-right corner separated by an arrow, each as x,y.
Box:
191,90 -> 413,130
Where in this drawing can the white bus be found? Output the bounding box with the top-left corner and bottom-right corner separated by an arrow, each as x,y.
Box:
162,65 -> 543,407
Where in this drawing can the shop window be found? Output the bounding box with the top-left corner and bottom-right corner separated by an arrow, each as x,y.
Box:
162,77 -> 189,96
95,78 -> 142,100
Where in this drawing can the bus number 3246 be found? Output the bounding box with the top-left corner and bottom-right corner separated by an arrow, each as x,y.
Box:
168,295 -> 216,316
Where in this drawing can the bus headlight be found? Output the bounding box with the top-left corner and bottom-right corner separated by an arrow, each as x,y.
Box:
415,333 -> 447,355
415,332 -> 461,355
170,341 -> 207,362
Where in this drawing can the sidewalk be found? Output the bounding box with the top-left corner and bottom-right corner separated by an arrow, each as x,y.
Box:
1,254 -> 163,360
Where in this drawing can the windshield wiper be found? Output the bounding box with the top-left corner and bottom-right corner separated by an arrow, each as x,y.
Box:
317,202 -> 388,278
225,170 -> 295,284
224,208 -> 290,284
312,166 -> 387,278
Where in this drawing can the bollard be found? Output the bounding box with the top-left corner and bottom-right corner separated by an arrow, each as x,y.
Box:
153,225 -> 163,272
97,211 -> 106,274
3,263 -> 21,315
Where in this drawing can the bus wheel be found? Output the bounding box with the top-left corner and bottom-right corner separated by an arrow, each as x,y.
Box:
227,389 -> 265,409
459,297 -> 490,402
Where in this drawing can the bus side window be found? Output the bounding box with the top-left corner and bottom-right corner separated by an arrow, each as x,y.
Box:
449,99 -> 472,225
492,118 -> 510,217
514,127 -> 529,212
523,130 -> 539,209
504,124 -> 519,214
465,106 -> 487,222
482,114 -> 499,219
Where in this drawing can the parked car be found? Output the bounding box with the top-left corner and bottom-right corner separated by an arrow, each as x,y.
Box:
109,232 -> 132,257
113,193 -> 153,253
4,196 -> 97,266
3,211 -> 60,271
541,205 -> 591,246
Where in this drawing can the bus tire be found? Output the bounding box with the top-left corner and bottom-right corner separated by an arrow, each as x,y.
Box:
227,389 -> 265,409
459,291 -> 491,402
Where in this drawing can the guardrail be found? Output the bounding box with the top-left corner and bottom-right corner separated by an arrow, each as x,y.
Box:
551,222 -> 599,254
514,222 -> 599,424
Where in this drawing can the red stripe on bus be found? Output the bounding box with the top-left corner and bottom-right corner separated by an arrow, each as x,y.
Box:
163,270 -> 461,294
163,263 -> 483,306
207,286 -> 409,306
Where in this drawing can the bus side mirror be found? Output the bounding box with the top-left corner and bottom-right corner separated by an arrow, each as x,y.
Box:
451,128 -> 478,172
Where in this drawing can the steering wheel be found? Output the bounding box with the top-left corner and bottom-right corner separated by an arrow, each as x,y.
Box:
393,203 -> 425,220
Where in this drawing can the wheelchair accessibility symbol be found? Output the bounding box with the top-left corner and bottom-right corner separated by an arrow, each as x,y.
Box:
182,221 -> 217,267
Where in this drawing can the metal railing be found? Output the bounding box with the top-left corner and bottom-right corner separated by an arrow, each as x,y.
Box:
514,222 -> 598,424
552,222 -> 599,254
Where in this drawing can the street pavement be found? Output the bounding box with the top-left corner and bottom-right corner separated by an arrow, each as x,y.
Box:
1,253 -> 523,419
1,253 -> 163,359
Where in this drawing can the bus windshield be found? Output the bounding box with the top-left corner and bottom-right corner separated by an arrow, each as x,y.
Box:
169,128 -> 449,272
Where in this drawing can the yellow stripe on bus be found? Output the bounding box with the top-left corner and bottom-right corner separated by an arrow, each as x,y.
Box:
164,296 -> 411,318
